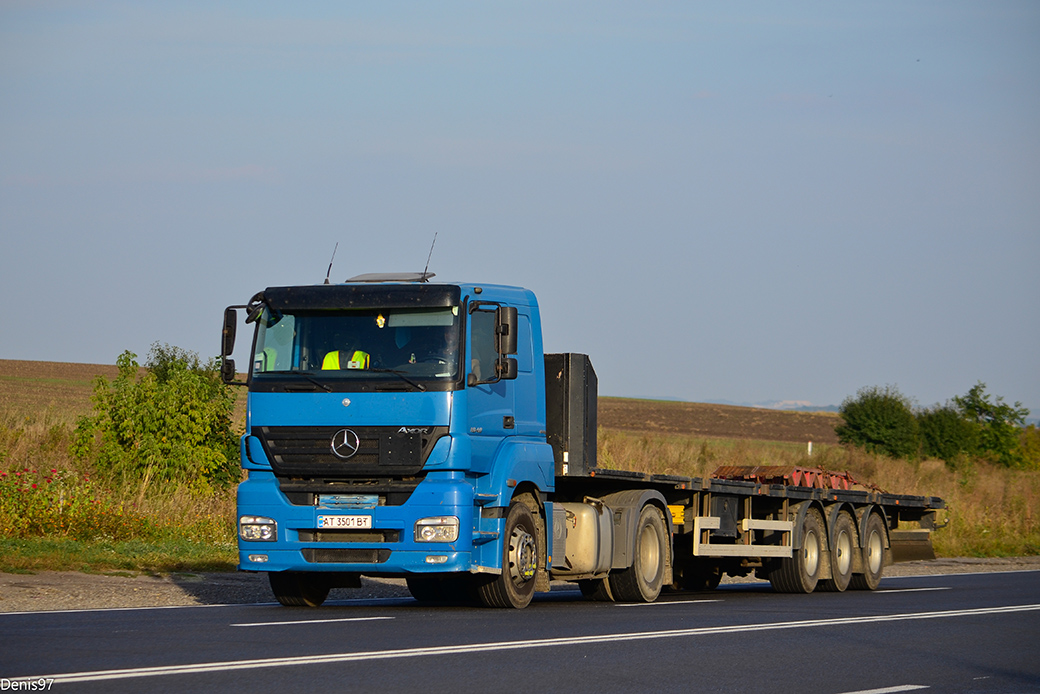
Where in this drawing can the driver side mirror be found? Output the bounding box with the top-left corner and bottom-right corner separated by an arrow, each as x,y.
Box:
496,306 -> 518,355
222,308 -> 237,357
220,358 -> 237,384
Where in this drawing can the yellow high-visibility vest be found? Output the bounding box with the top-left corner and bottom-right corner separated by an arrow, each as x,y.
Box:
322,350 -> 370,370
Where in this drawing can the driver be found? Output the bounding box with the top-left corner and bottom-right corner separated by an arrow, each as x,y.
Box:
322,349 -> 370,370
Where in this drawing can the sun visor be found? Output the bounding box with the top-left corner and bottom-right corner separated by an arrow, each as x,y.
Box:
258,284 -> 461,311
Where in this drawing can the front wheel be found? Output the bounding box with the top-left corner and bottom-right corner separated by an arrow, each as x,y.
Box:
475,499 -> 540,608
609,505 -> 669,602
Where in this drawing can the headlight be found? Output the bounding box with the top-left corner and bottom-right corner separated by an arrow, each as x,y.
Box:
414,516 -> 459,543
239,515 -> 277,542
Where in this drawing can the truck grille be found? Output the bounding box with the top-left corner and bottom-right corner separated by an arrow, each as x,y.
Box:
254,425 -> 447,478
301,548 -> 392,564
297,529 -> 400,543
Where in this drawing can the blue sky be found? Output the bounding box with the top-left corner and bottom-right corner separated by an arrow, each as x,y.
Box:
2,2 -> 1038,413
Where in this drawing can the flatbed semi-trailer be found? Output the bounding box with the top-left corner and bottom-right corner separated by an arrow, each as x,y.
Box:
221,276 -> 944,608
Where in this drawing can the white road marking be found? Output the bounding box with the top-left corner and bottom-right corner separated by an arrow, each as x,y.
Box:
835,686 -> 929,694
877,587 -> 951,594
615,599 -> 722,607
231,616 -> 394,627
26,602 -> 1040,684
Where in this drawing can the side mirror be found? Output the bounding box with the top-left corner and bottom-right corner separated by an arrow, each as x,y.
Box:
220,358 -> 237,385
222,308 -> 238,357
496,306 -> 518,355
497,357 -> 518,380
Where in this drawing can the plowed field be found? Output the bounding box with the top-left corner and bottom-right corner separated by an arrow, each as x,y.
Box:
0,360 -> 841,444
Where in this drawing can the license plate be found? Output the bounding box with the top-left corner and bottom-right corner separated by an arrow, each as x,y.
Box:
317,515 -> 372,529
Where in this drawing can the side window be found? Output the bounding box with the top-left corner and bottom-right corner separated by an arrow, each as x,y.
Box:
469,309 -> 497,382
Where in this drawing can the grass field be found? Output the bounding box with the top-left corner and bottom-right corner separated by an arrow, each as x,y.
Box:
0,359 -> 1036,574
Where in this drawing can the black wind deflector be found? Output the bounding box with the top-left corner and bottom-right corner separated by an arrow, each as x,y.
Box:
256,284 -> 461,312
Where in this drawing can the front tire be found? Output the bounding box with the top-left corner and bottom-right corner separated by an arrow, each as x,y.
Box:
269,572 -> 330,607
609,505 -> 669,602
475,499 -> 540,608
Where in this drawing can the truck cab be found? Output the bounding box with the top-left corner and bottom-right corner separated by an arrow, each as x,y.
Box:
226,275 -> 555,607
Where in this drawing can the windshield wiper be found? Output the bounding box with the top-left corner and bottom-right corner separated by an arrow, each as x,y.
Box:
299,375 -> 332,392
368,368 -> 427,392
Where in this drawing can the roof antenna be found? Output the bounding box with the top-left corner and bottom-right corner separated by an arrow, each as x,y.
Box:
323,242 -> 339,284
421,233 -> 437,282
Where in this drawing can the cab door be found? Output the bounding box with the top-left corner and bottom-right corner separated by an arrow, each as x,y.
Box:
466,303 -> 515,473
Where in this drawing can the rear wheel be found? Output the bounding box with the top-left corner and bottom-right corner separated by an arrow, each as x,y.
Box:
268,572 -> 330,607
609,505 -> 669,602
475,499 -> 540,608
769,507 -> 824,593
818,511 -> 855,592
850,512 -> 886,590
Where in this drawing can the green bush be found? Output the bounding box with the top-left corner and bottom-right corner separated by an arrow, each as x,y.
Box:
918,404 -> 979,464
953,382 -> 1029,468
73,344 -> 240,492
836,385 -> 920,459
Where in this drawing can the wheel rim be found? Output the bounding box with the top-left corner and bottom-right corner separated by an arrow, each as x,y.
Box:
508,526 -> 537,586
836,529 -> 852,575
803,529 -> 819,576
866,529 -> 883,574
638,524 -> 661,583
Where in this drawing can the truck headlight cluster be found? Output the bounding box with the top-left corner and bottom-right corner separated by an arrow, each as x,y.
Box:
414,516 -> 459,543
239,515 -> 277,541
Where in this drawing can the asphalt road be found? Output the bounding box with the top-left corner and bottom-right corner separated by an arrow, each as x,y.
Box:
1,570 -> 1038,694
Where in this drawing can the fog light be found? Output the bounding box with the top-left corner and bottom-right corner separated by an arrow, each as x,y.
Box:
414,516 -> 459,543
248,554 -> 269,563
240,515 -> 277,542
426,555 -> 448,564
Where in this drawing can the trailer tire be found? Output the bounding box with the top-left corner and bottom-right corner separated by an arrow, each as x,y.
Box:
475,500 -> 539,609
268,572 -> 330,607
850,512 -> 886,590
609,505 -> 668,602
818,511 -> 855,592
769,507 -> 823,593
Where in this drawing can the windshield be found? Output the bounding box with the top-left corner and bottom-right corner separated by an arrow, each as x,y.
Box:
251,306 -> 461,386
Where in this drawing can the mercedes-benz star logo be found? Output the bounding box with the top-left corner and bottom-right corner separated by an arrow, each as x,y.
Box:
330,429 -> 361,460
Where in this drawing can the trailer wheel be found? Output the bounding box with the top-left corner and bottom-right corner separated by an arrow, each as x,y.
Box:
475,500 -> 539,609
268,572 -> 330,607
850,512 -> 886,590
609,505 -> 668,602
769,507 -> 823,593
818,511 -> 855,592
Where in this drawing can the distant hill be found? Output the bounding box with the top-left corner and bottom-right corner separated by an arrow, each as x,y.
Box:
0,360 -> 840,444
598,397 -> 840,445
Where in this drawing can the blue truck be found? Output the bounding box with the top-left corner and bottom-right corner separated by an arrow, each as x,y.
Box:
220,274 -> 944,608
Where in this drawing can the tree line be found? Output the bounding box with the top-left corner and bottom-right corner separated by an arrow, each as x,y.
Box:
836,383 -> 1038,469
